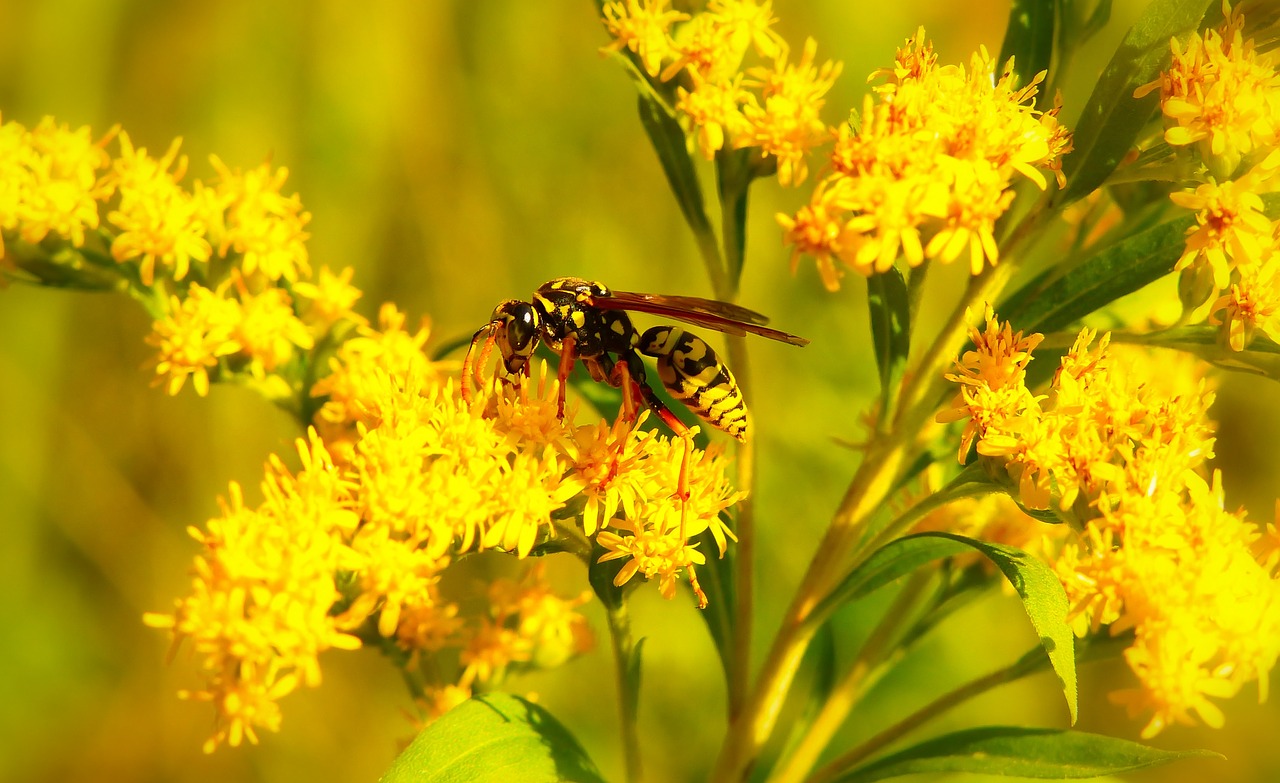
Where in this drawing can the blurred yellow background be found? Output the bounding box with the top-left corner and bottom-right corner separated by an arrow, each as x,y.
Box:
1,1 -> 1277,781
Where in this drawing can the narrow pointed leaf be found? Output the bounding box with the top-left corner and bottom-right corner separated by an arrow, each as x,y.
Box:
1056,0 -> 1213,206
380,693 -> 606,783
1145,326 -> 1280,380
1001,211 -> 1192,332
820,532 -> 1076,722
717,147 -> 756,289
867,268 -> 911,417
832,726 -> 1221,783
635,92 -> 715,245
998,0 -> 1056,106
1002,193 -> 1280,332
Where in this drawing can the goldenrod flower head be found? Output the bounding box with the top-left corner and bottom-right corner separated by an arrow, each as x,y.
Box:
940,314 -> 1277,735
676,72 -> 754,160
228,272 -> 315,376
781,29 -> 1072,286
938,306 -> 1044,464
143,449 -> 362,752
1170,176 -> 1273,288
146,282 -> 243,396
291,264 -> 368,332
310,303 -> 444,451
739,37 -> 842,186
106,132 -> 212,286
0,116 -> 33,260
11,117 -> 115,250
206,155 -> 311,283
775,176 -> 860,290
1208,256 -> 1280,350
600,0 -> 688,78
1137,3 -> 1280,179
487,563 -> 594,669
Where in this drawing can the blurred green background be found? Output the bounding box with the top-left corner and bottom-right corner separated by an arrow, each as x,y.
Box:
1,1 -> 1277,781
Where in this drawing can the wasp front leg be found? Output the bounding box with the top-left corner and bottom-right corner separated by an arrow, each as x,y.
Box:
553,333 -> 578,420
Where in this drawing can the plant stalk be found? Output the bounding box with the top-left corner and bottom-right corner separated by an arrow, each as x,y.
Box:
605,599 -> 645,783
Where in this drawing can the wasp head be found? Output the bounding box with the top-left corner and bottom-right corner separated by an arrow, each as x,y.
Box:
490,299 -> 540,374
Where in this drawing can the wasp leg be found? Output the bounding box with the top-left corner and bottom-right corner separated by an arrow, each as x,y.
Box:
554,334 -> 578,420
608,353 -> 694,544
461,324 -> 497,404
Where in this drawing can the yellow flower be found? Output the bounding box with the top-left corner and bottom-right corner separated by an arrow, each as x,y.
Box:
15,117 -> 115,249
1136,5 -> 1280,179
675,73 -> 754,160
459,616 -> 533,688
143,468 -> 361,752
205,155 -> 311,282
230,273 -> 315,376
738,37 -> 841,186
1208,258 -> 1280,350
292,264 -> 368,331
0,115 -> 33,260
488,563 -> 594,669
707,0 -> 785,62
106,132 -> 211,285
782,29 -> 1071,286
600,0 -> 688,79
1169,176 -> 1273,289
598,507 -> 710,606
146,283 -> 243,396
937,306 -> 1044,464
776,176 -> 860,290
310,303 -> 444,450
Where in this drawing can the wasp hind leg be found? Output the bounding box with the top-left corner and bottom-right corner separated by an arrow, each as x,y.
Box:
607,354 -> 695,552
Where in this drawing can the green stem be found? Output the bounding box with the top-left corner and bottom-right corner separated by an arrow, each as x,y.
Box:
770,570 -> 933,783
725,333 -> 754,718
807,654 -> 1042,783
606,599 -> 645,783
712,254 -> 1020,783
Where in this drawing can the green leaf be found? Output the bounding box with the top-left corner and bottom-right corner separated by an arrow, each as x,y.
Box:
819,532 -> 1076,723
999,210 -> 1193,332
1142,326 -> 1280,381
695,521 -> 737,687
717,147 -> 756,290
998,0 -> 1056,106
867,268 -> 911,421
832,726 -> 1221,783
1003,193 -> 1280,333
1056,0 -> 1213,206
380,693 -> 606,783
635,91 -> 716,251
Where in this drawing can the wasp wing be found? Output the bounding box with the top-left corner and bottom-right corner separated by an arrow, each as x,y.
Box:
599,289 -> 810,347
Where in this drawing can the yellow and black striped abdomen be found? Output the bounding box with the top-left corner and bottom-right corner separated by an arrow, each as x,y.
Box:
638,326 -> 748,442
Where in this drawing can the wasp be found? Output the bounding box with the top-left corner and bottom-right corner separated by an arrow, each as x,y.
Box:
461,277 -> 807,545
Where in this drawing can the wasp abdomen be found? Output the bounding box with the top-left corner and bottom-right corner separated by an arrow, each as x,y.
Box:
638,326 -> 748,442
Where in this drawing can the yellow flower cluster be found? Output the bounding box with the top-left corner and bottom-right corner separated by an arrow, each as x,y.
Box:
1138,5 -> 1280,351
601,0 -> 841,184
779,28 -> 1073,289
0,114 -> 353,398
0,116 -> 114,263
941,309 -> 1280,737
146,321 -> 742,749
0,113 -> 752,750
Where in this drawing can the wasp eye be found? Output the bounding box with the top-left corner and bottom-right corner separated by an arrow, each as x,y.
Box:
504,303 -> 539,351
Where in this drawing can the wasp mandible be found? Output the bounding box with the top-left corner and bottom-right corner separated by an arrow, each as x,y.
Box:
461,277 -> 807,541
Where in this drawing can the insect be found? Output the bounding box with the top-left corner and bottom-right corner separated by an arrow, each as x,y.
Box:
461,277 -> 807,546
